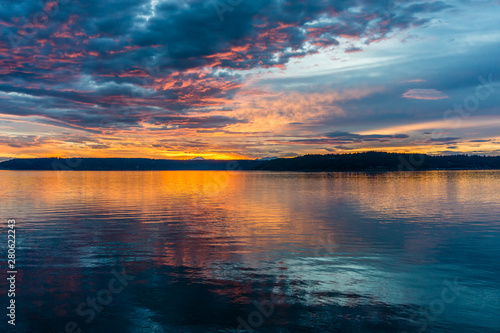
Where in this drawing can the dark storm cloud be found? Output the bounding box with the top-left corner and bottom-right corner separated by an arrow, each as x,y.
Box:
469,139 -> 491,143
429,137 -> 461,142
426,137 -> 462,146
0,0 -> 453,130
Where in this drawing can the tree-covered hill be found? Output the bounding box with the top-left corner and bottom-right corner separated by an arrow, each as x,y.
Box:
1,153 -> 499,171
252,152 -> 500,171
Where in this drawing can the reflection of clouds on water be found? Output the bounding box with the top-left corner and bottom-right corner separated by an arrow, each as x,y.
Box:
0,171 -> 499,332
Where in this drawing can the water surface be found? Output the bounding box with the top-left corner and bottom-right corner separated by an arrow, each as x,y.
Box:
0,170 -> 499,332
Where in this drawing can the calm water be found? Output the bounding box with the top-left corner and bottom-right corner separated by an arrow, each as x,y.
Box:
0,170 -> 499,333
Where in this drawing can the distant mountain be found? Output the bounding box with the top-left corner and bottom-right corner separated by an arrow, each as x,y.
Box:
255,156 -> 278,161
252,152 -> 500,171
1,153 -> 499,171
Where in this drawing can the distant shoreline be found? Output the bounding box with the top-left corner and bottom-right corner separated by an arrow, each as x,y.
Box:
1,152 -> 500,172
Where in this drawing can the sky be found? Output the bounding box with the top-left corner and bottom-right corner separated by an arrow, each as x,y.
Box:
0,0 -> 499,160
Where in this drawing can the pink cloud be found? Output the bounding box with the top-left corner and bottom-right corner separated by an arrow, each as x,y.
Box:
402,89 -> 449,100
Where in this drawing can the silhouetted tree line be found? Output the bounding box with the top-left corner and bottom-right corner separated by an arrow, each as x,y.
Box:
252,152 -> 500,171
0,158 -> 260,170
1,153 -> 499,171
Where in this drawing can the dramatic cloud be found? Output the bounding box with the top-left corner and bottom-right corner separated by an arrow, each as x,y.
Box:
0,0 -> 499,158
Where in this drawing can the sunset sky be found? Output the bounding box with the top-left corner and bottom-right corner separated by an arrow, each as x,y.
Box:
1,0 -> 499,160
